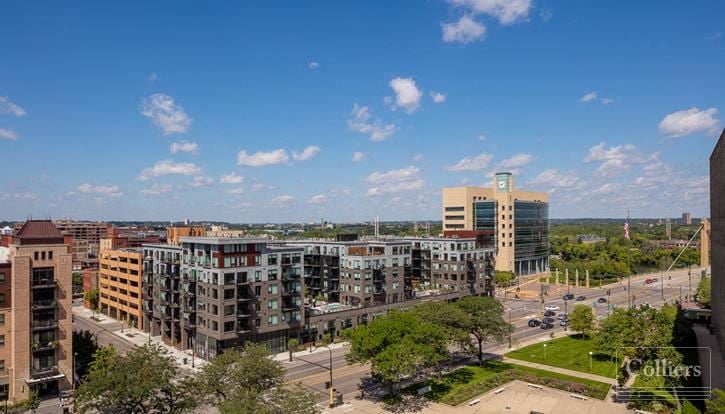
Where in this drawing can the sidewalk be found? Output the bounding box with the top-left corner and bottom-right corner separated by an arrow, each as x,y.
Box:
273,341 -> 350,363
501,357 -> 617,385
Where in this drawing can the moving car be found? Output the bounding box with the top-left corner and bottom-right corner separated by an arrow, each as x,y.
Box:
542,317 -> 555,324
563,293 -> 575,300
544,310 -> 556,317
557,313 -> 568,320
545,305 -> 560,311
560,320 -> 569,326
576,295 -> 586,301
528,319 -> 542,327
540,322 -> 554,330
597,297 -> 608,303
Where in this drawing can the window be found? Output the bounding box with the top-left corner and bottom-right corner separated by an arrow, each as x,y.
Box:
211,321 -> 218,331
34,252 -> 39,260
0,273 -> 4,284
268,315 -> 278,326
268,255 -> 278,265
268,285 -> 278,295
41,251 -> 46,260
255,271 -> 262,282
268,299 -> 278,310
501,205 -> 505,211
48,251 -> 53,260
224,289 -> 235,300
0,314 -> 4,326
0,294 -> 5,305
224,321 -> 235,332
0,336 -> 4,346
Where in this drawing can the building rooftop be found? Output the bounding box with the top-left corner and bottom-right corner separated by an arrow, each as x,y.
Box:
14,220 -> 65,245
179,236 -> 272,244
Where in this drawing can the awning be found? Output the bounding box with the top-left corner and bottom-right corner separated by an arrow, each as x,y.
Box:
26,373 -> 65,385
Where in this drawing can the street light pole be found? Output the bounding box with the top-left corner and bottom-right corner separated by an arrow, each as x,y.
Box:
72,351 -> 78,392
508,309 -> 512,348
543,344 -> 547,361
325,345 -> 334,407
688,265 -> 692,301
564,300 -> 568,331
589,351 -> 593,372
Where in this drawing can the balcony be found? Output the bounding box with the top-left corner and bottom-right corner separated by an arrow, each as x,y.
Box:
31,320 -> 58,331
236,312 -> 252,319
32,299 -> 57,310
281,290 -> 300,296
31,365 -> 59,379
32,341 -> 58,353
31,279 -> 57,289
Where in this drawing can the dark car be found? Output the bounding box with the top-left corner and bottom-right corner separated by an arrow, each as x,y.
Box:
542,317 -> 555,324
576,295 -> 586,301
563,293 -> 575,300
597,297 -> 608,303
540,322 -> 554,330
557,313 -> 568,320
528,319 -> 542,327
543,310 -> 556,317
560,320 -> 569,326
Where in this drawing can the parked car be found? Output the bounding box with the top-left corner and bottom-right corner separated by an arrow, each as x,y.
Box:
544,310 -> 556,317
542,317 -> 555,324
528,319 -> 542,327
557,313 -> 568,320
576,295 -> 586,301
645,278 -> 654,284
563,293 -> 575,300
651,278 -> 658,282
597,297 -> 608,303
545,305 -> 560,311
560,320 -> 570,326
540,322 -> 554,330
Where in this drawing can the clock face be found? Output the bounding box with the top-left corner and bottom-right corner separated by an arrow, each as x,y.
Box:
498,180 -> 506,189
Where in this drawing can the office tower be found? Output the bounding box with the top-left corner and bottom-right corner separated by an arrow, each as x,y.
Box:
682,212 -> 692,225
442,172 -> 549,276
709,128 -> 725,358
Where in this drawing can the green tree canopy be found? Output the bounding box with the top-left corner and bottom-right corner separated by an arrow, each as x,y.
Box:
696,276 -> 711,307
344,310 -> 450,388
73,330 -> 99,381
569,305 -> 595,338
455,296 -> 514,366
75,344 -> 198,414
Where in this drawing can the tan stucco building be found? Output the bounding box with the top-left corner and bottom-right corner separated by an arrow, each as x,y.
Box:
99,248 -> 144,330
2,221 -> 73,403
442,172 -> 550,275
166,226 -> 205,246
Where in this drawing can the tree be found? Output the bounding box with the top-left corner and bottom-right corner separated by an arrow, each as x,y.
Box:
84,288 -> 100,318
455,296 -> 514,366
569,305 -> 595,338
344,310 -> 449,391
73,330 -> 99,381
706,389 -> 725,414
494,271 -> 515,287
696,276 -> 711,307
74,344 -> 198,414
25,390 -> 40,413
409,301 -> 469,345
288,338 -> 299,362
196,343 -> 319,414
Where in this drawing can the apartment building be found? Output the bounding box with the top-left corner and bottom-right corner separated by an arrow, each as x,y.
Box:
710,128 -> 725,359
142,244 -> 187,349
98,248 -> 144,330
442,172 -> 550,276
167,226 -> 205,246
0,220 -> 72,403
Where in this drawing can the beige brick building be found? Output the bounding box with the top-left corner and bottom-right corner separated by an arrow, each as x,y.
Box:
99,248 -> 144,330
1,221 -> 73,403
442,172 -> 550,275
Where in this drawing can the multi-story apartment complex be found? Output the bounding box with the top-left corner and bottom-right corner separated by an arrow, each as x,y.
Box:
0,220 -> 72,403
710,128 -> 725,359
98,248 -> 144,330
442,172 -> 550,276
141,235 -> 494,356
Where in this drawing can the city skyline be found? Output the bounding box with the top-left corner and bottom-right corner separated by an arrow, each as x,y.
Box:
1,1 -> 722,222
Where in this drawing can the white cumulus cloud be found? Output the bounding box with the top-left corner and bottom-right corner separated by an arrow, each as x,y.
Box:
584,142 -> 642,177
658,107 -> 719,138
529,169 -> 583,189
442,14 -> 486,44
220,172 -> 244,184
579,91 -> 598,103
347,104 -> 398,142
140,93 -> 191,135
77,183 -> 123,197
0,128 -> 18,140
138,160 -> 202,181
352,152 -> 365,162
0,96 -> 26,117
445,153 -> 494,172
308,61 -> 319,70
308,194 -> 327,204
273,195 -> 295,203
430,91 -> 447,103
237,149 -> 290,167
450,0 -> 533,25
141,183 -> 173,196
292,145 -> 321,161
389,77 -> 423,113
170,141 -> 198,154
189,175 -> 213,188
366,166 -> 424,196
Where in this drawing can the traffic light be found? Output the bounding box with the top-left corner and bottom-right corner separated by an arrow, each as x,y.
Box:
324,381 -> 331,389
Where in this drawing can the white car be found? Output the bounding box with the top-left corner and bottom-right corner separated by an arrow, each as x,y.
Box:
545,305 -> 560,311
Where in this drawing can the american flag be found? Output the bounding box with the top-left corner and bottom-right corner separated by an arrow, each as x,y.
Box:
624,222 -> 630,240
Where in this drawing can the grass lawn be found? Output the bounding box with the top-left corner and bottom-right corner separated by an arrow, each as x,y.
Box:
400,361 -> 612,406
505,334 -> 619,379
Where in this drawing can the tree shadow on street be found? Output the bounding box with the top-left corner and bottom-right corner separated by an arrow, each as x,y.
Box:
381,394 -> 431,413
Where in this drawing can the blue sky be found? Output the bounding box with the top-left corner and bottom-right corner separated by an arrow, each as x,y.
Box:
0,1 -> 722,222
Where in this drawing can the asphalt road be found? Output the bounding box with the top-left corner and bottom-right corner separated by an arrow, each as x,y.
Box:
285,267 -> 703,402
73,310 -> 135,354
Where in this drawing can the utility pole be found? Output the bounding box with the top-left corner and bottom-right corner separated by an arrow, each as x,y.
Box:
508,309 -> 512,348
660,268 -> 664,301
564,300 -> 568,331
688,265 -> 692,302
